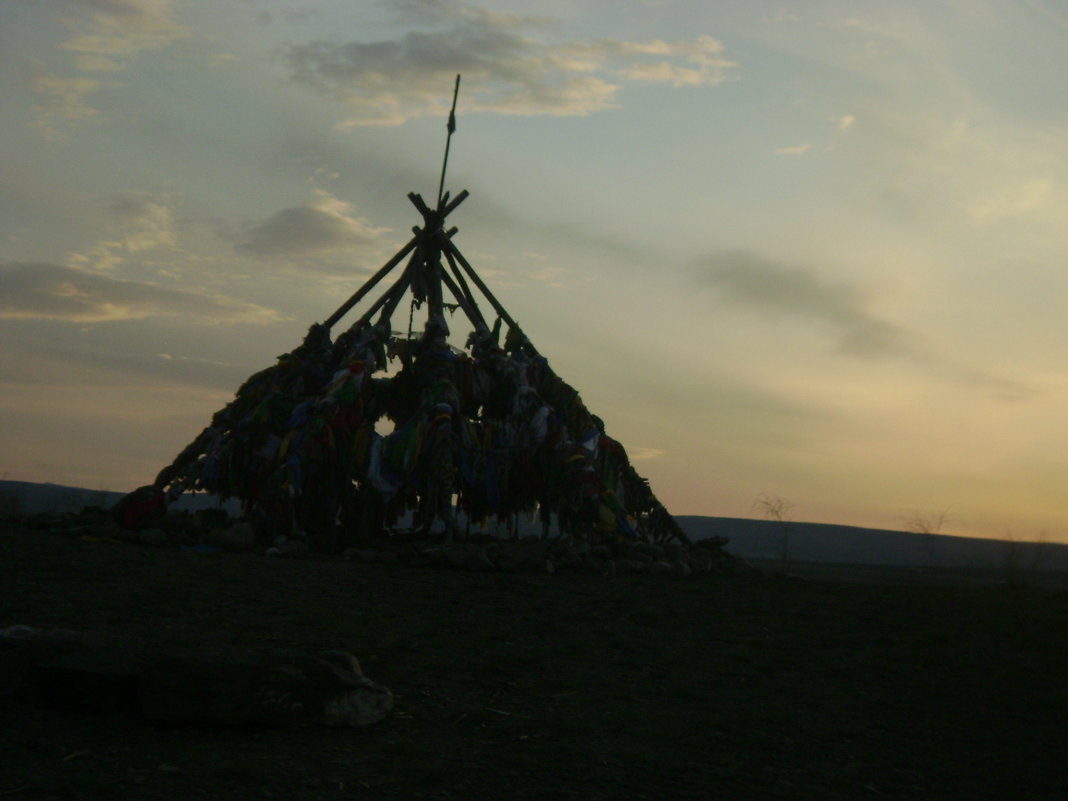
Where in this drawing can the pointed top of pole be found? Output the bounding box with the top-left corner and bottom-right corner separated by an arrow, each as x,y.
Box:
437,74 -> 461,209
447,74 -> 459,133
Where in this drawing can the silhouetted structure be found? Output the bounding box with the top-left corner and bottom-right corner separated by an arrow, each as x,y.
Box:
138,77 -> 687,548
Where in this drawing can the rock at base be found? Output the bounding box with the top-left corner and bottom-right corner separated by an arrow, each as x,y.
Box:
1,627 -> 391,729
139,652 -> 392,728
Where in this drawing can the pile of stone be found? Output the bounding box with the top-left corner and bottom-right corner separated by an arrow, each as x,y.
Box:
34,505 -> 261,553
344,535 -> 742,577
27,503 -> 743,578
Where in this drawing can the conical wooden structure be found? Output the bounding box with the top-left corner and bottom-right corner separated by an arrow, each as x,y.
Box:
142,79 -> 687,549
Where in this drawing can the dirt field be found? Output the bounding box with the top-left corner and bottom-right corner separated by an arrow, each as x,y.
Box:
2,523 -> 1066,800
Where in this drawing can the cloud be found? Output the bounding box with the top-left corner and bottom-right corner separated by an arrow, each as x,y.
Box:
31,1 -> 185,134
832,113 -> 856,131
57,0 -> 186,71
237,192 -> 391,258
837,15 -> 920,43
65,191 -> 179,271
30,75 -> 104,137
626,446 -> 666,461
699,250 -> 1032,396
65,0 -> 175,16
858,102 -> 1068,236
963,177 -> 1052,225
108,192 -> 178,252
2,332 -> 242,394
284,3 -> 735,125
527,266 -> 569,289
0,262 -> 283,324
699,251 -> 910,358
774,143 -> 813,156
563,35 -> 735,88
385,0 -> 551,28
762,10 -> 802,24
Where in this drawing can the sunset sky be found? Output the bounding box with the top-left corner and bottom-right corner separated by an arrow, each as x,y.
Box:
3,0 -> 1068,541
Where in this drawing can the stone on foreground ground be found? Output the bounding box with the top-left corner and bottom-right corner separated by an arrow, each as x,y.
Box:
1,626 -> 392,728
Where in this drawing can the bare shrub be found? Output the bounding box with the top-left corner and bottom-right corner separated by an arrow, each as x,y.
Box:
753,494 -> 795,573
903,508 -> 950,570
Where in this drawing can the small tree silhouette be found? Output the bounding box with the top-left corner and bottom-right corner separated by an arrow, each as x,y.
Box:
999,531 -> 1025,587
754,494 -> 795,572
999,530 -> 1052,588
903,508 -> 950,570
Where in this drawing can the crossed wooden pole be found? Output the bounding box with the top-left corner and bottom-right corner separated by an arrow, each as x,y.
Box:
321,186 -> 536,357
321,74 -> 535,357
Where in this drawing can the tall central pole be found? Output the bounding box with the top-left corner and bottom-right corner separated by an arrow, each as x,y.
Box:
437,74 -> 461,210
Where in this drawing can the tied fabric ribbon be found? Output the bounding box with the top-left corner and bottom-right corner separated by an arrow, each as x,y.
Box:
150,322 -> 680,544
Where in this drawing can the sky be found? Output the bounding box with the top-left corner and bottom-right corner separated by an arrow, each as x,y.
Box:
3,0 -> 1068,542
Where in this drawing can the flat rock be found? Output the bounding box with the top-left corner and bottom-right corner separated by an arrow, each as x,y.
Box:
0,628 -> 391,728
140,651 -> 392,728
138,528 -> 170,547
30,645 -> 145,711
206,522 -> 256,552
492,541 -> 549,572
648,560 -> 675,575
463,549 -> 496,572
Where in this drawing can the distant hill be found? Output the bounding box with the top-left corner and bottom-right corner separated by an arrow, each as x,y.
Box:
678,515 -> 1068,572
3,481 -> 1065,572
0,481 -> 237,517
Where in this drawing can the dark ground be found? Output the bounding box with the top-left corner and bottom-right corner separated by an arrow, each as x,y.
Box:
2,523 -> 1067,800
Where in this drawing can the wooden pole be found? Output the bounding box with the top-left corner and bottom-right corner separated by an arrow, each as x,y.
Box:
375,252 -> 419,328
442,189 -> 469,217
439,261 -> 489,335
442,238 -> 539,356
425,249 -> 447,337
437,75 -> 461,209
442,246 -> 488,332
322,235 -> 418,330
356,248 -> 422,325
325,190 -> 465,333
